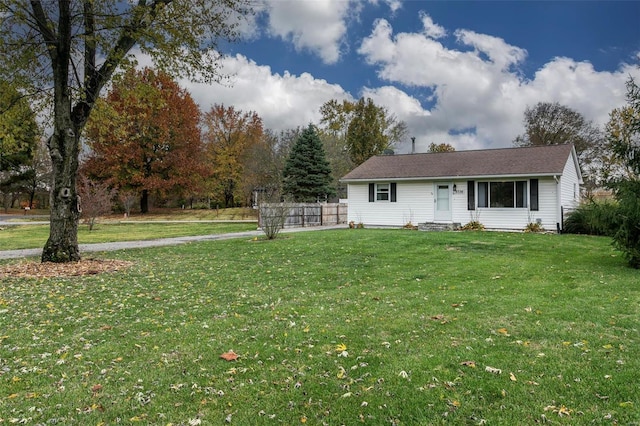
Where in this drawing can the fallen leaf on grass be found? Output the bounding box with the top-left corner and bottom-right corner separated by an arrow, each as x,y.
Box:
544,405 -> 573,417
509,372 -> 517,382
220,350 -> 239,361
460,361 -> 476,368
485,366 -> 502,374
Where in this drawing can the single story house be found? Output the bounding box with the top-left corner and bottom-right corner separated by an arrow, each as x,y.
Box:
340,144 -> 582,232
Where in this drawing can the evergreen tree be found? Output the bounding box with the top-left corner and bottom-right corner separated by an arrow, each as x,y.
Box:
282,125 -> 335,202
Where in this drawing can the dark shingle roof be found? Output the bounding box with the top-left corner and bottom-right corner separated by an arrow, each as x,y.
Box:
341,144 -> 576,181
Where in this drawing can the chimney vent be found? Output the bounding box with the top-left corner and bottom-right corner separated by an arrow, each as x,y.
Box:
411,137 -> 416,154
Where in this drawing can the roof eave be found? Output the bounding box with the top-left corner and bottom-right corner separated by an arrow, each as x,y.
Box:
341,172 -> 562,183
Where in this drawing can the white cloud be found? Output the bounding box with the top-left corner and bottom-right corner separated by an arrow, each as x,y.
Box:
362,85 -> 430,118
358,16 -> 640,152
384,0 -> 403,14
419,12 -> 446,39
454,29 -> 526,71
263,0 -> 354,64
178,54 -> 353,131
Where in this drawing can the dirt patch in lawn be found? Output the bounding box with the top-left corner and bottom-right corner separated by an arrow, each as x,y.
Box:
0,258 -> 133,279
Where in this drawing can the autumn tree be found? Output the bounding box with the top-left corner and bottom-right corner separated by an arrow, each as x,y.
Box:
282,124 -> 335,202
600,105 -> 639,183
84,68 -> 206,214
0,1 -> 252,262
606,77 -> 640,268
318,129 -> 353,199
428,142 -> 456,153
238,128 -> 302,207
513,102 -> 601,188
202,104 -> 264,207
320,97 -> 407,166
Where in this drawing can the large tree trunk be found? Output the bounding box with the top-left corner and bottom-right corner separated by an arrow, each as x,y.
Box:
41,104 -> 82,262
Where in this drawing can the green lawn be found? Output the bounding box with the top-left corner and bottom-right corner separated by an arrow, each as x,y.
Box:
1,230 -> 638,425
0,222 -> 258,251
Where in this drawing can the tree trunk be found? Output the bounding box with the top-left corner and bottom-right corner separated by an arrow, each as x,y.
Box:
141,189 -> 149,213
224,179 -> 235,207
28,185 -> 36,209
41,129 -> 81,262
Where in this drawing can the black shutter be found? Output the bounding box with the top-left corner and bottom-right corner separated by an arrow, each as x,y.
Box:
530,179 -> 539,211
369,183 -> 375,202
467,180 -> 475,210
390,183 -> 397,202
516,181 -> 527,207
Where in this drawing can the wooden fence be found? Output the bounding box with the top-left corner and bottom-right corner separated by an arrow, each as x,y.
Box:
258,202 -> 347,228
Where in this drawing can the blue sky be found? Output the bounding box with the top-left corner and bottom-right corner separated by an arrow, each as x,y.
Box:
169,0 -> 640,153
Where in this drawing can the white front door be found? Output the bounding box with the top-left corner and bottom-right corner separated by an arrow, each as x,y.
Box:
434,183 -> 452,222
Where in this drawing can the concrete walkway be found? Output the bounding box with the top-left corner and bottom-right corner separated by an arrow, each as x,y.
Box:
0,225 -> 346,260
0,214 -> 49,226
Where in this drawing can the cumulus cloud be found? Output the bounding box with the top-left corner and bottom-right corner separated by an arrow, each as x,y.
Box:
263,0 -> 355,64
358,15 -> 640,152
178,54 -> 352,131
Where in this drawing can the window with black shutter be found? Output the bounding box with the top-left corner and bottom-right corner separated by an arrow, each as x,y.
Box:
390,183 -> 397,202
369,183 -> 375,202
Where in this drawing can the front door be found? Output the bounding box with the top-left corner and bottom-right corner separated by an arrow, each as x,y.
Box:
434,183 -> 452,222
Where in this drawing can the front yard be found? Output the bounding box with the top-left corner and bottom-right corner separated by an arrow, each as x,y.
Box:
1,229 -> 638,424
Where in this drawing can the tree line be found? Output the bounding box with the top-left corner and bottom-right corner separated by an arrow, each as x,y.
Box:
79,67 -> 408,213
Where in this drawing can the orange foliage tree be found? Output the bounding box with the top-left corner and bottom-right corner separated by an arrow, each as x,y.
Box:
83,68 -> 207,213
202,105 -> 264,207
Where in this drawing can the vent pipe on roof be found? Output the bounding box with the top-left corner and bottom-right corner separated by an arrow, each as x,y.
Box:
411,137 -> 415,154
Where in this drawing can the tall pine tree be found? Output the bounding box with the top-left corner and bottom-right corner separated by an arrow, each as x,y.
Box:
283,125 -> 335,202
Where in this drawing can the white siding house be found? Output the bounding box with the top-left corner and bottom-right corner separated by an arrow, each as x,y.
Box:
341,145 -> 582,232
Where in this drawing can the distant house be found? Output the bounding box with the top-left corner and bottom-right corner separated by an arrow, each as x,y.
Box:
340,144 -> 582,232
